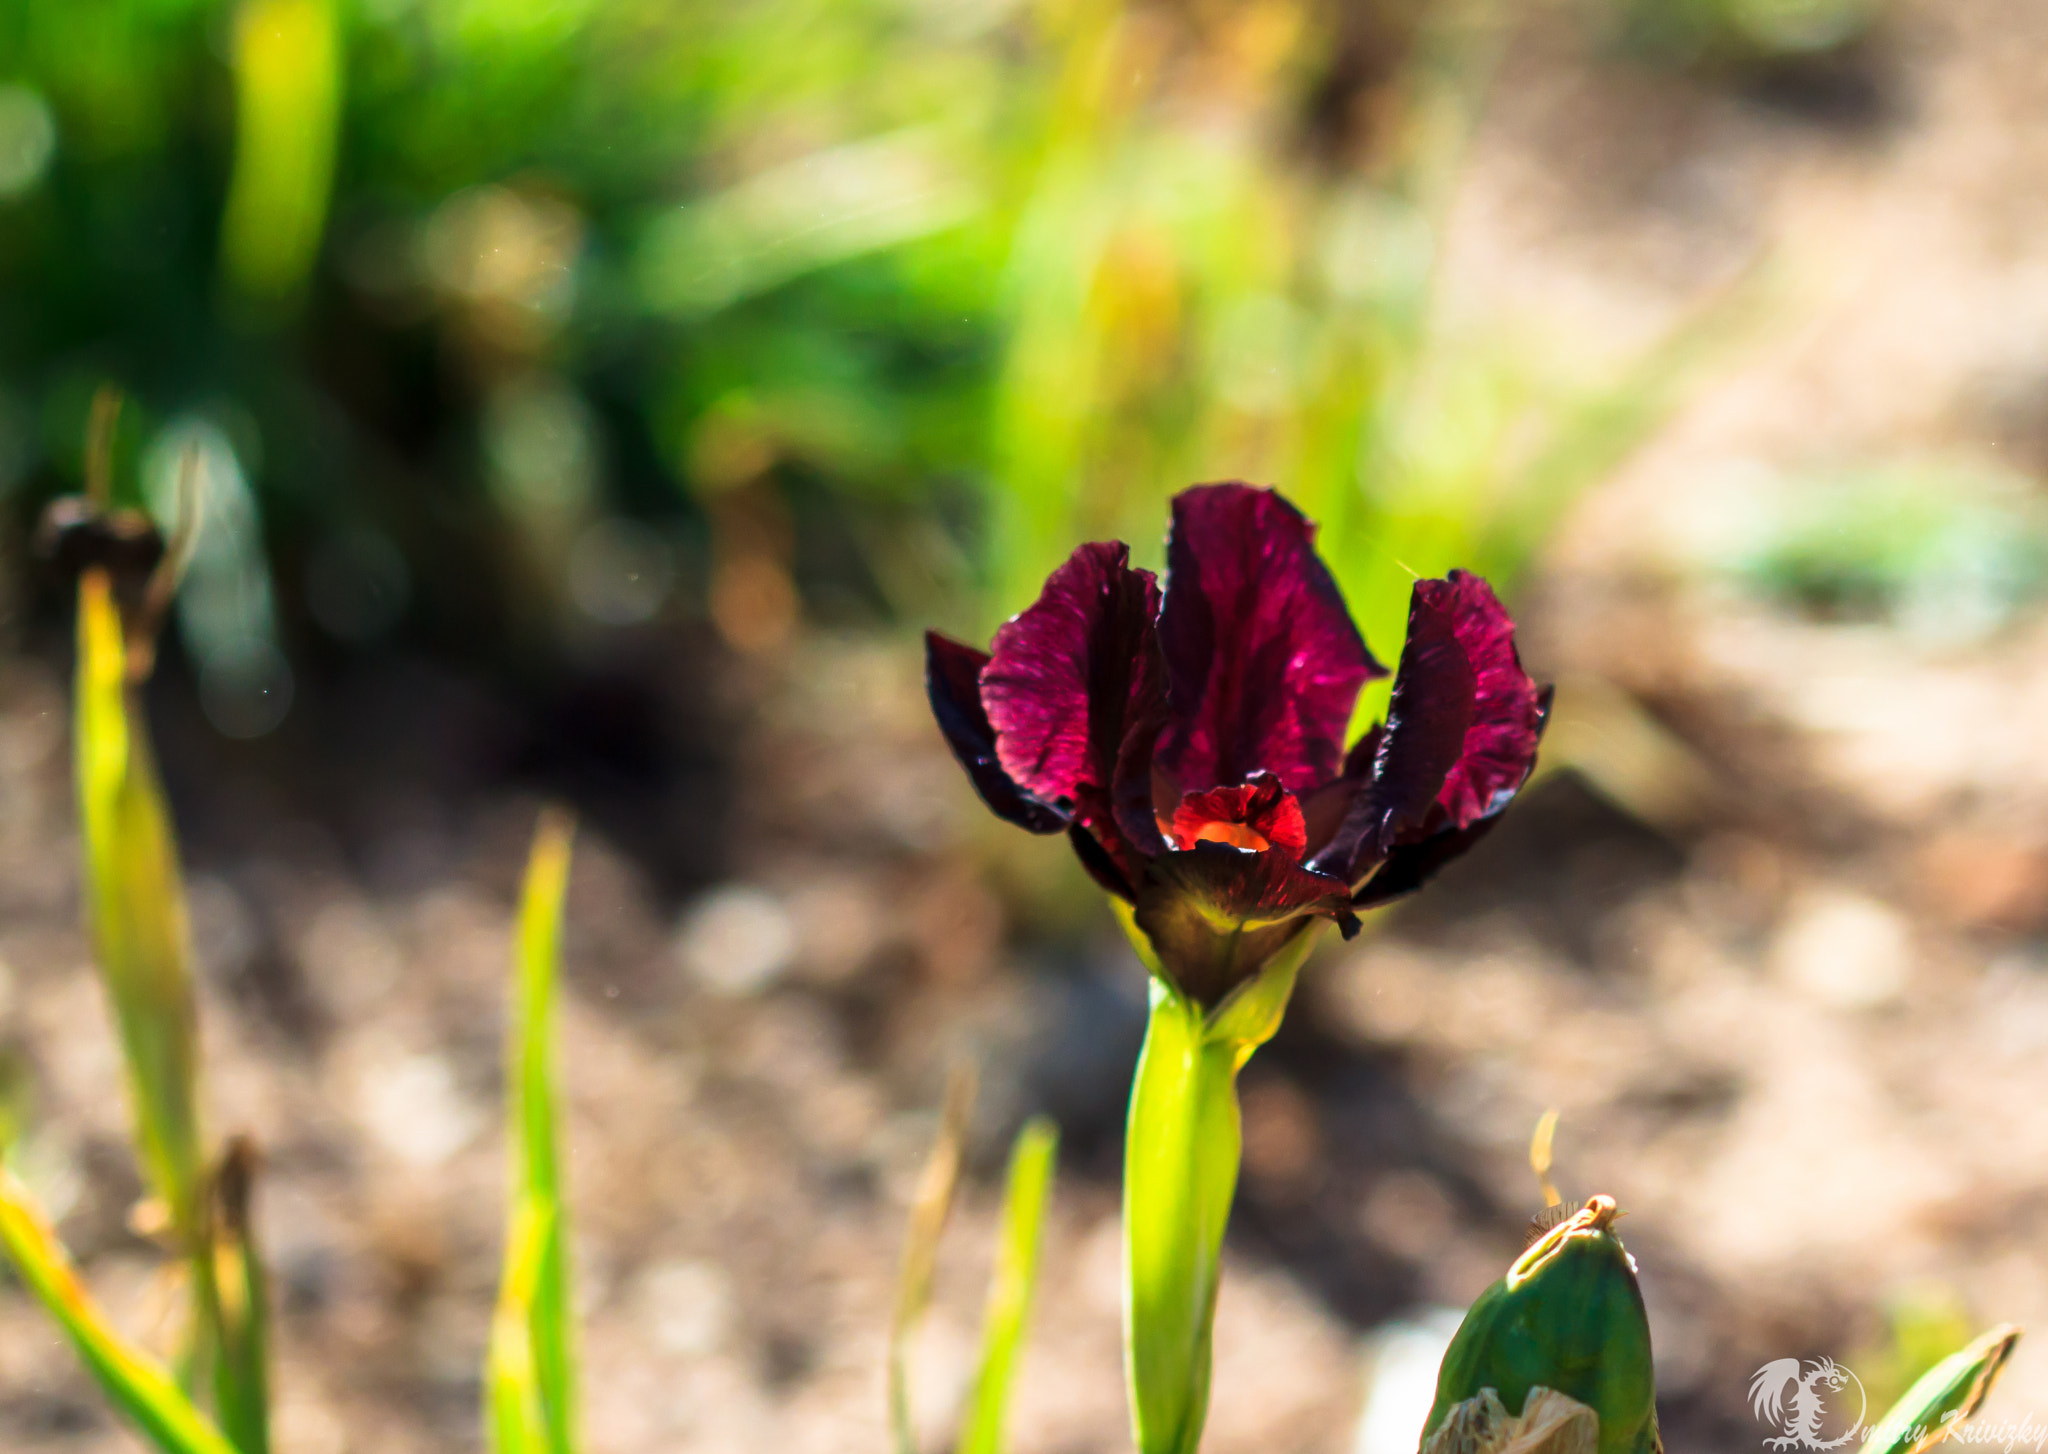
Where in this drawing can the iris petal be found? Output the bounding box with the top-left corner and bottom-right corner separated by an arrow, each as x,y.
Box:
925,631 -> 1069,834
1155,484 -> 1382,796
982,541 -> 1170,875
1320,571 -> 1548,885
1351,684 -> 1552,908
1424,572 -> 1548,830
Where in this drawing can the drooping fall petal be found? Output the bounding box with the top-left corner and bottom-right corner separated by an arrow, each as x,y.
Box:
1374,577 -> 1482,839
925,632 -> 1068,834
1318,571 -> 1547,884
982,541 -> 1169,867
1068,821 -> 1136,900
1351,816 -> 1505,910
1420,572 -> 1547,830
1351,683 -> 1551,909
1155,484 -> 1382,796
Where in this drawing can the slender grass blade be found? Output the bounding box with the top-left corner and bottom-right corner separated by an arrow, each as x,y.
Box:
510,809 -> 577,1454
0,1168 -> 238,1454
74,568 -> 204,1241
958,1116 -> 1059,1454
488,1196 -> 557,1454
1864,1325 -> 2022,1454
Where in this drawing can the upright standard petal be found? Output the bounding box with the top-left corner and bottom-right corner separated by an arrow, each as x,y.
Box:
925,632 -> 1069,834
1155,484 -> 1382,796
982,542 -> 1169,868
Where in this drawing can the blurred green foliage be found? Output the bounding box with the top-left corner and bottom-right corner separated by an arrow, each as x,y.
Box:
0,0 -> 1775,727
1854,1284 -> 1981,1421
1729,461 -> 2048,644
1611,0 -> 1878,69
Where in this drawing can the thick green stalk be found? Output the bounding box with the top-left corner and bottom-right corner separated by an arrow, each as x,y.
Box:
1118,911 -> 1317,1454
1124,987 -> 1237,1454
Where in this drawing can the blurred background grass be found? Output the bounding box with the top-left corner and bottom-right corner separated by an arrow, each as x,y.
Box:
0,0 -> 1840,725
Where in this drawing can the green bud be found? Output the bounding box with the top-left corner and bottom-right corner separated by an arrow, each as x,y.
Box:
1422,1196 -> 1661,1454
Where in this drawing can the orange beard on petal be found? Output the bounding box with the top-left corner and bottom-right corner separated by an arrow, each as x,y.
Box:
1189,819 -> 1271,852
1158,809 -> 1272,853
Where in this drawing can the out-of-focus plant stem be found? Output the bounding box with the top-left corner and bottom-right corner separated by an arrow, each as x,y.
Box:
71,401 -> 270,1449
489,1199 -> 558,1454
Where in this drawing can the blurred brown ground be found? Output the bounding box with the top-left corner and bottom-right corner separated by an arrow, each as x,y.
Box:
13,1 -> 2048,1451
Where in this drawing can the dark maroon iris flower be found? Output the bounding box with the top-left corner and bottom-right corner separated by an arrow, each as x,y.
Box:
927,483 -> 1551,1006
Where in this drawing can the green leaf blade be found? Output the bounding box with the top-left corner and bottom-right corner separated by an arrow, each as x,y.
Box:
958,1116 -> 1060,1454
508,809 -> 577,1454
1864,1325 -> 2022,1454
73,571 -> 204,1241
0,1169 -> 239,1454
488,1197 -> 557,1454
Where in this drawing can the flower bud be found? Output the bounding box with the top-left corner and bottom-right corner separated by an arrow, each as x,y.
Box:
1422,1196 -> 1661,1454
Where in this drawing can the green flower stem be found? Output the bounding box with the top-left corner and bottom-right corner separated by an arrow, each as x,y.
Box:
1115,904 -> 1319,1454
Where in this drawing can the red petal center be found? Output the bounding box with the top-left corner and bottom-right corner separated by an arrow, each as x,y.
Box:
1166,775 -> 1307,858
